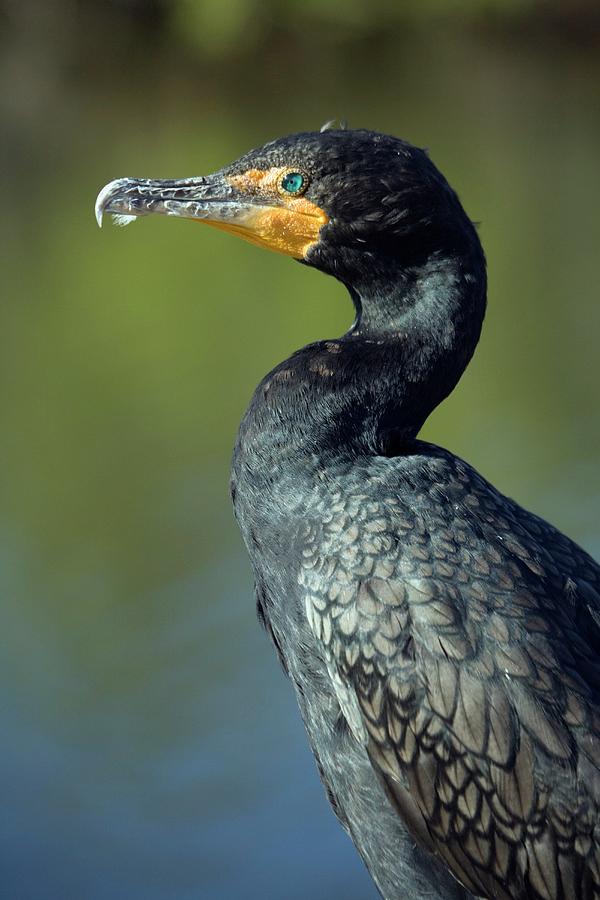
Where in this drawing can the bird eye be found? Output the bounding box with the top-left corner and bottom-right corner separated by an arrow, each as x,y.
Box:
280,171 -> 306,195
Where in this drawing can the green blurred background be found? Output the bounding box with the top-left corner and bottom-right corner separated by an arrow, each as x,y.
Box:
1,2 -> 599,898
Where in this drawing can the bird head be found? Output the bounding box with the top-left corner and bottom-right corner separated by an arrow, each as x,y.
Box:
95,128 -> 479,294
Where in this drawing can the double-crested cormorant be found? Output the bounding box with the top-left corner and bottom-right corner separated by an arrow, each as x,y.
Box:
96,128 -> 600,900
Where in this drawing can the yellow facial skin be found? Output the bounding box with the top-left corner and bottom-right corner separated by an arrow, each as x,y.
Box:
216,168 -> 329,260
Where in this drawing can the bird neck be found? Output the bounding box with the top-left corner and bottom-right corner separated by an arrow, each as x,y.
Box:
234,247 -> 486,497
350,246 -> 485,354
345,247 -> 486,438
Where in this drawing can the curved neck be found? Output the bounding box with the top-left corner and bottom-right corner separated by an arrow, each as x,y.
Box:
346,246 -> 486,435
235,246 -> 486,483
351,246 -> 485,344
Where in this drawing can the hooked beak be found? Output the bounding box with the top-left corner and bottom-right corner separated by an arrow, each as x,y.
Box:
95,171 -> 328,259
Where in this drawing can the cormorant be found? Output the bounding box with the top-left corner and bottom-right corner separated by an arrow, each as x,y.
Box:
96,128 -> 600,900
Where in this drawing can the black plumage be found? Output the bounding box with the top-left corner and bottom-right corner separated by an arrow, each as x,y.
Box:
96,128 -> 600,900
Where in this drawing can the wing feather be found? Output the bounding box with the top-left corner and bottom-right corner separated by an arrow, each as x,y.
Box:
300,449 -> 600,899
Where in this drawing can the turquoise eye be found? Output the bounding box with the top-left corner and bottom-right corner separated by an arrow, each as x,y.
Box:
280,171 -> 306,194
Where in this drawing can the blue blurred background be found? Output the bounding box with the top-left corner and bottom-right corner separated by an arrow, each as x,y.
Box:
1,2 -> 600,898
